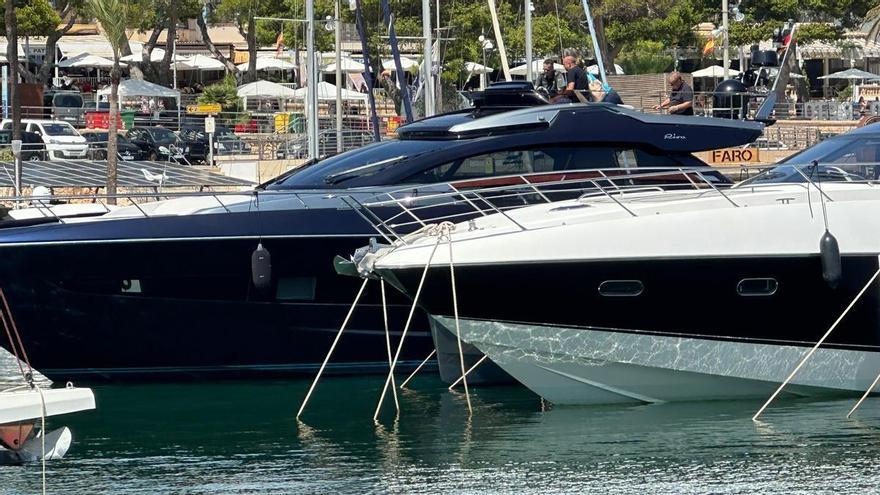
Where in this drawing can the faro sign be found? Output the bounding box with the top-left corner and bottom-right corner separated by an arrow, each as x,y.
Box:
709,148 -> 761,164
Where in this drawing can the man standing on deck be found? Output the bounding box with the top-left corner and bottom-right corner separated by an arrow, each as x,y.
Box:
551,56 -> 588,103
653,72 -> 694,115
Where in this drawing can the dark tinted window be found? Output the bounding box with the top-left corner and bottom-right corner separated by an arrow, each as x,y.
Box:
53,94 -> 83,108
266,139 -> 447,189
146,127 -> 177,144
402,147 -> 624,184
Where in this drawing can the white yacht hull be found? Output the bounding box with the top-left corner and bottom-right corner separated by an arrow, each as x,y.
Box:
436,316 -> 880,405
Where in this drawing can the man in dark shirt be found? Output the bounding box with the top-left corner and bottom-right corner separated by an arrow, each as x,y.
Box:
551,56 -> 588,103
534,58 -> 564,97
653,72 -> 694,115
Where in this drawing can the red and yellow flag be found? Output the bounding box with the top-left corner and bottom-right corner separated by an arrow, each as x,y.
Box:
702,37 -> 716,56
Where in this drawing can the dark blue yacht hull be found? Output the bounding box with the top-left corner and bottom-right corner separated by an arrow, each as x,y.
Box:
0,208 -> 437,382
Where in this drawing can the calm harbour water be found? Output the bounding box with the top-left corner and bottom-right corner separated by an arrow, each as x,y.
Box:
4,358 -> 880,494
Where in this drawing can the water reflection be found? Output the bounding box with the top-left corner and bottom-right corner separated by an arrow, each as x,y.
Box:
2,376 -> 880,494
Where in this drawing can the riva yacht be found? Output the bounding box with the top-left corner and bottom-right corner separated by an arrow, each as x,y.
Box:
360,125 -> 880,405
0,85 -> 763,382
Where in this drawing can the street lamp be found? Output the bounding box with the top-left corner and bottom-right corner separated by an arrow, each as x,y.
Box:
479,35 -> 493,90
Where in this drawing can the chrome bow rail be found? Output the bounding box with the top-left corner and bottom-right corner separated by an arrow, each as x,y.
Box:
341,162 -> 880,245
340,166 -> 746,245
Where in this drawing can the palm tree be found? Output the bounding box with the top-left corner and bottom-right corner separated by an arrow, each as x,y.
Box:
87,0 -> 127,204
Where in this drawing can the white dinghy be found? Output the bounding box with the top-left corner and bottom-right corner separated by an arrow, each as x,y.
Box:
0,384 -> 95,464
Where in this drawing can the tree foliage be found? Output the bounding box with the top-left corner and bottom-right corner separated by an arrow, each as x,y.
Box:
617,40 -> 673,74
0,0 -> 61,36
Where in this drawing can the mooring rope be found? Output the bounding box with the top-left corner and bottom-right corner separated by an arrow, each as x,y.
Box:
297,278 -> 370,420
441,222 -> 472,415
448,355 -> 489,391
374,233 -> 443,421
753,266 -> 880,421
379,280 -> 400,412
399,349 -> 436,389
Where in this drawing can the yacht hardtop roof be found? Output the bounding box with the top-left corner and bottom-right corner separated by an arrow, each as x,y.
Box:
397,103 -> 764,152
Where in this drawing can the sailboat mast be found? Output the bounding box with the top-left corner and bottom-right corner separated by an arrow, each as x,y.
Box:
423,0 -> 435,116
354,0 -> 382,141
525,0 -> 532,82
306,0 -> 319,159
380,0 -> 414,122
487,0 -> 511,80
580,0 -> 607,82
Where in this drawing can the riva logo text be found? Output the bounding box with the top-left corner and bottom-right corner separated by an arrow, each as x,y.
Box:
664,133 -> 687,140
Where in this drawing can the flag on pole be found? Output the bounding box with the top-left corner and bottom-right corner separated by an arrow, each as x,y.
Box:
275,32 -> 285,57
702,37 -> 716,56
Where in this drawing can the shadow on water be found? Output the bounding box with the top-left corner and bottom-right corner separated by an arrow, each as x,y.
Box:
4,376 -> 880,493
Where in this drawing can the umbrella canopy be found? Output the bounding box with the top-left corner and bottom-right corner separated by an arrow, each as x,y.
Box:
324,57 -> 367,73
120,48 -> 166,63
58,53 -> 123,68
293,81 -> 367,101
690,65 -> 741,78
236,57 -> 297,72
382,56 -> 419,71
587,63 -> 625,75
236,80 -> 298,99
510,60 -> 564,76
97,79 -> 179,99
819,68 -> 880,80
174,54 -> 225,71
465,62 -> 494,74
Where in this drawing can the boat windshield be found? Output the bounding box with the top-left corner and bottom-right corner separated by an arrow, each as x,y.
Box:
776,137 -> 880,165
265,139 -> 447,189
736,163 -> 873,186
737,136 -> 880,186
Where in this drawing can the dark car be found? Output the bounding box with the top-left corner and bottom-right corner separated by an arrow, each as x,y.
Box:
125,126 -> 188,162
81,131 -> 145,161
0,130 -> 48,161
180,125 -> 251,160
43,90 -> 85,126
275,130 -> 374,160
176,127 -> 211,164
214,126 -> 251,155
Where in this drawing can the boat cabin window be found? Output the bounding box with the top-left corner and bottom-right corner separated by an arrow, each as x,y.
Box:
265,139 -> 449,189
402,146 -> 667,184
737,278 -> 778,296
598,280 -> 644,297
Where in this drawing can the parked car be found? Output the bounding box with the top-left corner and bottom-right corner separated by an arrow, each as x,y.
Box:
43,90 -> 85,126
0,119 -> 88,160
81,131 -> 145,161
125,126 -> 188,162
275,130 -> 375,160
0,130 -> 48,161
180,125 -> 251,159
176,127 -> 210,164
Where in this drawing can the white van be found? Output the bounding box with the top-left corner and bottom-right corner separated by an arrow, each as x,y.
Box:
0,119 -> 88,160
